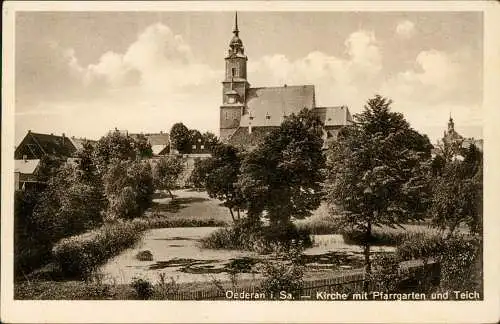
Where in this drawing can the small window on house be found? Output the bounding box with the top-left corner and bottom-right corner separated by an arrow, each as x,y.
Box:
225,112 -> 228,120
192,145 -> 196,150
232,68 -> 236,77
201,145 -> 205,150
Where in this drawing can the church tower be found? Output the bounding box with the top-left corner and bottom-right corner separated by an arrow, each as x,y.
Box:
220,12 -> 249,141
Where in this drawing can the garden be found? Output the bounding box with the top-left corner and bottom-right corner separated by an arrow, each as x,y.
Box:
14,95 -> 483,300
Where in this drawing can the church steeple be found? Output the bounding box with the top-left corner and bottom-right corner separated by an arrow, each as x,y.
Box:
220,11 -> 249,141
228,12 -> 245,56
448,114 -> 455,133
233,11 -> 239,36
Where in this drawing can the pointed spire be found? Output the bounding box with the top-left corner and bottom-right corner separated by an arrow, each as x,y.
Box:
233,12 -> 239,36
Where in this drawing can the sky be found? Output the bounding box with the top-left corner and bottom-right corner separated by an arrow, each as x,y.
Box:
14,11 -> 483,145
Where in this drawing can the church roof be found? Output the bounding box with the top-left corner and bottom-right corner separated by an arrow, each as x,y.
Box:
314,106 -> 352,126
241,85 -> 315,127
227,126 -> 277,149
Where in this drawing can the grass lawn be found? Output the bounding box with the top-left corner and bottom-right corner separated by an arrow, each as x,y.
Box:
147,189 -> 233,226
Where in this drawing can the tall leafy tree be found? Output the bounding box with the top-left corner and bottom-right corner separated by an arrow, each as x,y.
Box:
93,131 -> 136,169
325,95 -> 433,275
238,108 -> 326,227
202,131 -> 220,152
170,123 -> 191,154
152,156 -> 184,199
431,143 -> 482,235
102,159 -> 154,220
202,144 -> 245,222
133,134 -> 153,158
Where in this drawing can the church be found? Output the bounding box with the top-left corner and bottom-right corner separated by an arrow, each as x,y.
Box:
220,13 -> 352,149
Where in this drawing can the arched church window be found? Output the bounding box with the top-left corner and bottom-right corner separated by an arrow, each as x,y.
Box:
232,68 -> 236,77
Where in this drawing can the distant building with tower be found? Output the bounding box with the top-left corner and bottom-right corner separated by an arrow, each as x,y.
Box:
441,116 -> 483,152
219,13 -> 352,149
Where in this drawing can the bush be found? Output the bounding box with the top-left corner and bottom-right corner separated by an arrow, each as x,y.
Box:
258,243 -> 305,299
137,214 -> 227,228
438,235 -> 482,293
295,215 -> 344,235
131,278 -> 154,300
200,219 -> 312,253
52,220 -> 144,278
136,250 -> 153,261
396,233 -> 482,295
342,225 -> 443,246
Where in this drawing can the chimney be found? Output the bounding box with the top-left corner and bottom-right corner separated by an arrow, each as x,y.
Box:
23,155 -> 27,161
62,133 -> 65,145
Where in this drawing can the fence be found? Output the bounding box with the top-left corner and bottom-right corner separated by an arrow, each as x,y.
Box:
160,260 -> 440,300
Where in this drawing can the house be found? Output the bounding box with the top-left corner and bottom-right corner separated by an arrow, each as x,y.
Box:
129,131 -> 170,156
14,158 -> 42,191
14,130 -> 97,160
14,131 -> 77,160
219,13 -> 352,149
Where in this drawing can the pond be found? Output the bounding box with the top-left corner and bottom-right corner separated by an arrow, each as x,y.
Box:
100,227 -> 395,284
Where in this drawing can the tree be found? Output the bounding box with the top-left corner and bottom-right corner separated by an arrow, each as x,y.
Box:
133,134 -> 153,158
170,123 -> 191,154
202,144 -> 245,222
152,156 -> 184,199
189,158 -> 213,189
238,108 -> 326,227
325,95 -> 433,277
202,131 -> 220,152
431,144 -> 482,235
102,159 -> 154,220
32,162 -> 105,244
93,131 -> 137,169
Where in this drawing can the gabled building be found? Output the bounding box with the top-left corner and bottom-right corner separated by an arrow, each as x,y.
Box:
14,159 -> 42,191
219,13 -> 352,149
129,131 -> 170,156
14,131 -> 77,160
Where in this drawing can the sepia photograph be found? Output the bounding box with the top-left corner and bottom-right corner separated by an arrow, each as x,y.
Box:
2,1 -> 499,323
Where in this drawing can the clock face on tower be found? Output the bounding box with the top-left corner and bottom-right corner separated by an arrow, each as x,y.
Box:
228,96 -> 236,104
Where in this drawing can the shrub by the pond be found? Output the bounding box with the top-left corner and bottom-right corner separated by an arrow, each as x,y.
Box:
136,250 -> 153,261
52,220 -> 145,278
295,215 -> 345,235
136,214 -> 227,228
200,219 -> 312,253
342,225 -> 443,246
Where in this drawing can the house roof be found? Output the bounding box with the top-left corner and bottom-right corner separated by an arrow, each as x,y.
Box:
69,137 -> 97,151
151,144 -> 168,155
145,133 -> 169,146
129,133 -> 169,146
241,85 -> 315,127
227,126 -> 277,149
15,159 -> 40,174
15,132 -> 77,159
